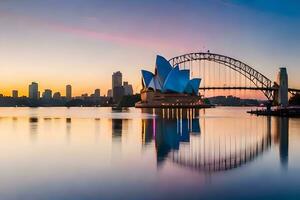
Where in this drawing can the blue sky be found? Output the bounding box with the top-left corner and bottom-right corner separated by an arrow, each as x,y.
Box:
0,0 -> 299,96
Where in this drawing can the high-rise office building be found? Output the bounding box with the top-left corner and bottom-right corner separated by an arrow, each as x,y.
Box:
112,71 -> 123,103
107,89 -> 112,98
123,81 -> 133,95
29,82 -> 38,99
42,89 -> 52,99
53,92 -> 61,99
66,85 -> 72,99
112,71 -> 122,88
94,89 -> 100,97
113,86 -> 124,103
12,90 -> 18,98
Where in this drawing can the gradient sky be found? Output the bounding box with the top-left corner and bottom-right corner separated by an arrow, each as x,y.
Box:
0,0 -> 300,97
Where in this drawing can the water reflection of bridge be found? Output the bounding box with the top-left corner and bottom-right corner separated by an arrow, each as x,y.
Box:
141,108 -> 289,172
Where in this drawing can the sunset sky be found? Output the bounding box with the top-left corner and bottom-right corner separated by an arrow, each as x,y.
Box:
0,0 -> 300,97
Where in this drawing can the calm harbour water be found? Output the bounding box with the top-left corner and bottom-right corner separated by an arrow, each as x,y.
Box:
0,107 -> 299,200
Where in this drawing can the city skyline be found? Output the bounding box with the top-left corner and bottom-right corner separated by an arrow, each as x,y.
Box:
1,0 -> 300,97
0,69 -> 134,99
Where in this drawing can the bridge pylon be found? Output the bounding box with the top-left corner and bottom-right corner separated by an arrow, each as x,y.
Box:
276,67 -> 288,107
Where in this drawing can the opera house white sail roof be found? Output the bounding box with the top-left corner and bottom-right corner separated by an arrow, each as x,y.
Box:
141,55 -> 201,95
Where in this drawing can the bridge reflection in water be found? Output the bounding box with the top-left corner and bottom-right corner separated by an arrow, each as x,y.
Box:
141,109 -> 289,172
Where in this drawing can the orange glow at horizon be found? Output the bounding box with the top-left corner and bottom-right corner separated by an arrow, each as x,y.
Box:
0,80 -> 142,97
201,90 -> 267,100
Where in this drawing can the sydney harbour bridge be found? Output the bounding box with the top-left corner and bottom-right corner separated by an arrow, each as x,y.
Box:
168,52 -> 300,104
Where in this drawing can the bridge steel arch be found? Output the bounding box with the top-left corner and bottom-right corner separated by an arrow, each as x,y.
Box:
169,53 -> 274,100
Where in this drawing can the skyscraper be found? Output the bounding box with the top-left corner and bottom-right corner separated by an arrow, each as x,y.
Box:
112,71 -> 123,103
66,85 -> 72,99
123,81 -> 133,95
12,90 -> 18,98
94,89 -> 100,97
112,71 -> 122,88
29,82 -> 38,99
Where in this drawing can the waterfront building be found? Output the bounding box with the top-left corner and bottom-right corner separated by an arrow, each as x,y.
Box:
112,71 -> 124,103
29,82 -> 39,99
141,55 -> 201,94
107,89 -> 113,98
42,89 -> 52,99
53,92 -> 61,99
113,86 -> 124,103
123,82 -> 133,95
94,89 -> 100,97
136,55 -> 205,108
66,85 -> 72,99
81,93 -> 88,98
112,71 -> 122,88
12,90 -> 18,98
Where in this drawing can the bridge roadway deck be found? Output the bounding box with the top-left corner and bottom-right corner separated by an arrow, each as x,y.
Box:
199,87 -> 300,93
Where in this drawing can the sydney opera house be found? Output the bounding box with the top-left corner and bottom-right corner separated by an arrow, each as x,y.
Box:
135,55 -> 208,108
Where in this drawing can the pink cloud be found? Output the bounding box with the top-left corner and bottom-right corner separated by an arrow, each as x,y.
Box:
45,23 -> 194,52
1,11 -> 193,52
48,23 -> 141,46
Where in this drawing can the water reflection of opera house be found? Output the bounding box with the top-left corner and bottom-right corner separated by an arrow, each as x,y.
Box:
141,108 -> 289,172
